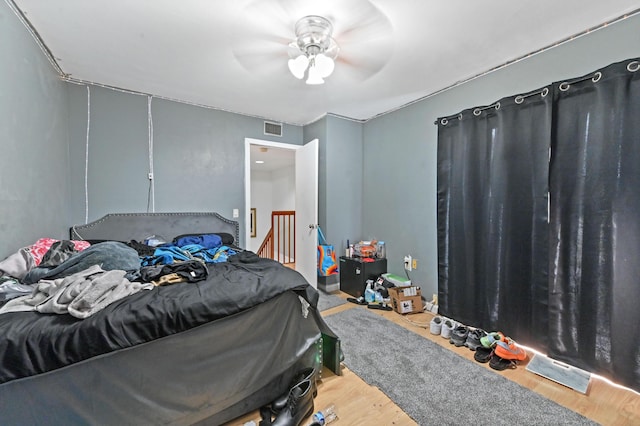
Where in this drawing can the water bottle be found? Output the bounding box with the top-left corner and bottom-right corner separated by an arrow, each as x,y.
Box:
311,404 -> 338,425
364,280 -> 376,303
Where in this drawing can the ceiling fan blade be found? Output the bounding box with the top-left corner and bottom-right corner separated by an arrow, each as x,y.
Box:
333,31 -> 393,80
231,0 -> 312,74
230,4 -> 292,73
330,1 -> 394,79
232,39 -> 290,74
335,51 -> 389,80
332,2 -> 392,43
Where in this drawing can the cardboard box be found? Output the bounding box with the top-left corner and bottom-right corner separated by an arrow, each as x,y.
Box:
388,286 -> 423,314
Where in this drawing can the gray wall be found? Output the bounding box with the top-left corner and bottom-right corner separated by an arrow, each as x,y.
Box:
362,14 -> 640,299
305,116 -> 363,257
325,115 -> 363,255
0,2 -> 70,259
67,85 -> 303,247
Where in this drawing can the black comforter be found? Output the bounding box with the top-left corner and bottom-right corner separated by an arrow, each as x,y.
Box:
0,251 -> 318,385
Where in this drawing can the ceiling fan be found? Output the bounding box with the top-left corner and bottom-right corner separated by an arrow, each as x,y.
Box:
286,15 -> 339,85
231,0 -> 394,83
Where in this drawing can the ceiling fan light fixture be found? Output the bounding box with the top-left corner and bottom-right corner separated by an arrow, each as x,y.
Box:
305,63 -> 325,85
288,55 -> 309,79
288,15 -> 338,84
314,53 -> 335,78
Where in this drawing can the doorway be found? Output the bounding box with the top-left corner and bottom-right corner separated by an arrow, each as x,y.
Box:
244,137 -> 319,287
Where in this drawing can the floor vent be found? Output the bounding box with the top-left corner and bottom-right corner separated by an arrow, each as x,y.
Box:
526,354 -> 591,394
264,121 -> 283,137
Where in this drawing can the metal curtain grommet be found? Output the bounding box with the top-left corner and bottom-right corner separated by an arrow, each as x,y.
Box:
473,108 -> 481,116
592,71 -> 602,83
515,95 -> 524,104
559,82 -> 570,92
627,61 -> 640,72
457,113 -> 462,121
494,102 -> 501,110
541,87 -> 549,97
440,118 -> 448,125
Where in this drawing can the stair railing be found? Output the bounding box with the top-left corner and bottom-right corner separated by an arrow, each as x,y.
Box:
257,210 -> 295,264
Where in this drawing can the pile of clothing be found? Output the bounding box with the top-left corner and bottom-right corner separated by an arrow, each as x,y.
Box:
0,240 -> 148,318
0,233 -> 239,318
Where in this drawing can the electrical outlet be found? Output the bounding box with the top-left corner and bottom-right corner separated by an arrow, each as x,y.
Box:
412,258 -> 418,270
404,255 -> 412,271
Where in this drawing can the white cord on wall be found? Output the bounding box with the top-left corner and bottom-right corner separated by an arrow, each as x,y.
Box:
147,95 -> 155,213
84,85 -> 91,223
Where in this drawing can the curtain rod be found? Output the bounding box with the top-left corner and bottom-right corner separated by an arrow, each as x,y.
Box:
436,86 -> 551,125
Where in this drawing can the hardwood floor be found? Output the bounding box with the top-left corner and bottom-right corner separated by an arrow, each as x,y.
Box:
226,292 -> 640,426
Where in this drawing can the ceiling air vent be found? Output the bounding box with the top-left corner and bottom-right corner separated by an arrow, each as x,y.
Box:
264,121 -> 283,137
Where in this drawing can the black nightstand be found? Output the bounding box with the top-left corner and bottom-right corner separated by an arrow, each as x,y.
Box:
339,256 -> 387,298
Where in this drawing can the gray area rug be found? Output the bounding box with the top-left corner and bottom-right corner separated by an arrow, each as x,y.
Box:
323,307 -> 597,426
317,289 -> 346,312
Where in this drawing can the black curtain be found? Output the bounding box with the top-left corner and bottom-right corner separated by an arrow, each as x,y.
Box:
437,92 -> 551,347
437,58 -> 640,392
549,59 -> 640,391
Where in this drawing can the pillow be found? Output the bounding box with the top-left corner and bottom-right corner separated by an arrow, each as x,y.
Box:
172,232 -> 235,246
174,234 -> 222,249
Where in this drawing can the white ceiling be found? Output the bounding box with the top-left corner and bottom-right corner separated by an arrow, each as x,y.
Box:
11,0 -> 640,125
250,144 -> 294,172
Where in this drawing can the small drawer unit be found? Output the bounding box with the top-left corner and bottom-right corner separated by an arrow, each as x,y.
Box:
339,256 -> 387,298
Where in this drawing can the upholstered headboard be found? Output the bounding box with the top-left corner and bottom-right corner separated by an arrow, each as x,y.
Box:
70,212 -> 240,244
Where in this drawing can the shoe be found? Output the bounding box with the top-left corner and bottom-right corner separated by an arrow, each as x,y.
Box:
440,319 -> 455,339
271,367 -> 317,413
465,328 -> 487,351
480,331 -> 504,348
474,347 -> 493,363
489,354 -> 517,371
429,316 -> 442,335
271,379 -> 314,426
494,338 -> 527,361
449,325 -> 469,347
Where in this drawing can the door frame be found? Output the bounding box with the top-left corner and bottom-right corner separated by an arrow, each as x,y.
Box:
244,137 -> 300,249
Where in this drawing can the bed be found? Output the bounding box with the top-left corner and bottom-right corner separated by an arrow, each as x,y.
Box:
0,212 -> 341,425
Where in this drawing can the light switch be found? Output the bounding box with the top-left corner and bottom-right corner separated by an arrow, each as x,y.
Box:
233,208 -> 239,218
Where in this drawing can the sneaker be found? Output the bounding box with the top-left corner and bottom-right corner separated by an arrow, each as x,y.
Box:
494,338 -> 527,361
429,316 -> 442,335
480,331 -> 504,348
465,328 -> 486,351
449,325 -> 468,347
489,354 -> 516,371
474,347 -> 493,363
440,319 -> 455,339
